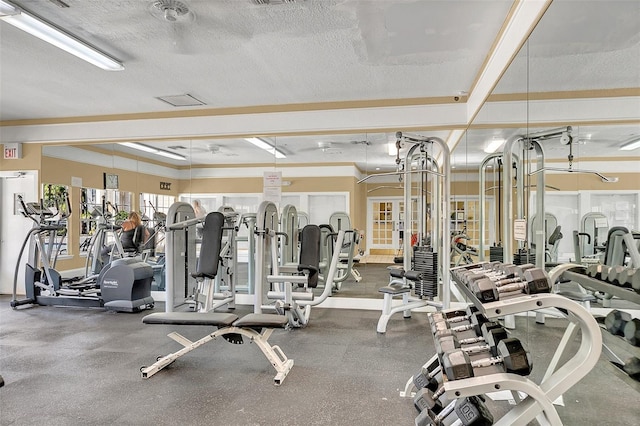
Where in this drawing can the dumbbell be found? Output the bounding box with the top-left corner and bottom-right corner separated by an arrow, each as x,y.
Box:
605,265 -> 626,284
587,264 -> 610,279
460,263 -> 519,284
623,318 -> 640,346
415,395 -> 494,426
412,364 -> 442,392
435,322 -> 508,357
429,307 -> 485,333
470,268 -> 550,303
441,338 -> 533,381
605,310 -> 632,336
432,313 -> 490,338
414,379 -> 488,417
413,385 -> 447,415
615,268 -> 640,291
623,356 -> 640,380
429,306 -> 478,325
464,264 -> 535,289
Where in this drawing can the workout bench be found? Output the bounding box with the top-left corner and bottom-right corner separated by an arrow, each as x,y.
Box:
377,268 -> 431,334
141,212 -> 294,385
140,311 -> 293,385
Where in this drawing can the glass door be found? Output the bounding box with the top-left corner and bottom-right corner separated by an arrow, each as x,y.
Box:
367,197 -> 418,257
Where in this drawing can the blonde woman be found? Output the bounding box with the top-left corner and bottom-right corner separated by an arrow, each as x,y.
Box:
120,211 -> 150,250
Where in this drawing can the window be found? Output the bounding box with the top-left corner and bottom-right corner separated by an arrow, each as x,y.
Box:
42,183 -> 70,255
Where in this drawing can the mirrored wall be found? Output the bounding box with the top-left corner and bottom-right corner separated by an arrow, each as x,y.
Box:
38,1 -> 639,303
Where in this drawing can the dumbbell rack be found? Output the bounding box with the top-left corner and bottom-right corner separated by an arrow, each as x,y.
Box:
408,262 -> 602,426
560,267 -> 640,306
553,265 -> 640,389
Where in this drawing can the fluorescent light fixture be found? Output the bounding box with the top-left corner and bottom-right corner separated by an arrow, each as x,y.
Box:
620,138 -> 640,151
483,138 -> 505,154
388,142 -> 396,156
119,142 -> 186,161
0,0 -> 123,71
244,137 -> 286,159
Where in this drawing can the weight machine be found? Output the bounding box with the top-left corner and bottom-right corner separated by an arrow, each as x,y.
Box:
328,211 -> 362,288
189,207 -> 240,313
253,201 -> 344,327
370,132 -> 457,333
573,212 -> 609,263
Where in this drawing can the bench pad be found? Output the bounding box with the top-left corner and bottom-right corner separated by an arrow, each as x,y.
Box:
388,268 -> 405,279
404,270 -> 423,282
379,285 -> 411,295
142,312 -> 238,326
233,314 -> 289,328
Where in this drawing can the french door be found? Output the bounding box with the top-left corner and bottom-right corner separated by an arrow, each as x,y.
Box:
367,197 -> 418,255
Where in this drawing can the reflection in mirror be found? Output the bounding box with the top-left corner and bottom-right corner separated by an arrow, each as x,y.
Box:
465,121 -> 639,268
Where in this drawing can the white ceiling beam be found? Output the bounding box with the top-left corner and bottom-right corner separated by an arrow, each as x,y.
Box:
466,0 -> 552,123
0,103 -> 467,145
443,0 -> 553,154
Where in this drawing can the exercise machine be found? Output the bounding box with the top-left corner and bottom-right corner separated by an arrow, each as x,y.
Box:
11,195 -> 154,312
573,212 -> 608,263
328,211 -> 362,287
83,197 -> 126,277
191,208 -> 239,312
530,212 -> 563,263
163,201 -> 198,312
374,132 -> 454,333
254,200 -> 344,327
451,226 -> 478,267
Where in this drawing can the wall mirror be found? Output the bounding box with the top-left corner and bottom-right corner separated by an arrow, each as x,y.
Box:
35,1 -> 639,305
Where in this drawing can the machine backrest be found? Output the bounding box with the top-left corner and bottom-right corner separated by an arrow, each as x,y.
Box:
298,224 -> 321,288
195,212 -> 225,279
604,226 -> 629,266
132,225 -> 147,249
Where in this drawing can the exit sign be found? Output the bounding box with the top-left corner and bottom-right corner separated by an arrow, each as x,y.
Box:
4,143 -> 22,159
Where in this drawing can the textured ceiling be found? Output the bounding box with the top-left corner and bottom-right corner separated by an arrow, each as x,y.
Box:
0,0 -> 512,119
1,0 -> 639,169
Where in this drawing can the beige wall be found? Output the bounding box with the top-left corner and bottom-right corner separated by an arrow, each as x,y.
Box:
8,145 -> 640,268
0,143 -> 42,173
38,155 -> 179,270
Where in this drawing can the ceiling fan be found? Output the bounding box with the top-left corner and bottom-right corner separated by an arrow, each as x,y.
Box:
148,0 -> 253,53
298,140 -> 371,154
168,143 -> 238,157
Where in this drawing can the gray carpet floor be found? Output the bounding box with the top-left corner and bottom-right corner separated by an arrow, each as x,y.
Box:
1,282 -> 638,425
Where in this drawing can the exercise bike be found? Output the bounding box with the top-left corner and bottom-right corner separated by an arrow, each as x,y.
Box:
11,194 -> 154,312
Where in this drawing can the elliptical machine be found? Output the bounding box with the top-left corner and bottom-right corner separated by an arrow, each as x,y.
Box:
11,193 -> 154,312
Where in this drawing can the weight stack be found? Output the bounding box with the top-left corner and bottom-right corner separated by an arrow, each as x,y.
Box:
489,246 -> 504,263
412,247 -> 438,299
513,249 -> 535,265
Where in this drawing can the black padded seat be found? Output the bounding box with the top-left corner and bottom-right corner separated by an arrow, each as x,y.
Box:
379,285 -> 411,295
404,270 -> 422,282
388,268 -> 405,279
233,314 -> 289,328
142,312 -> 238,326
